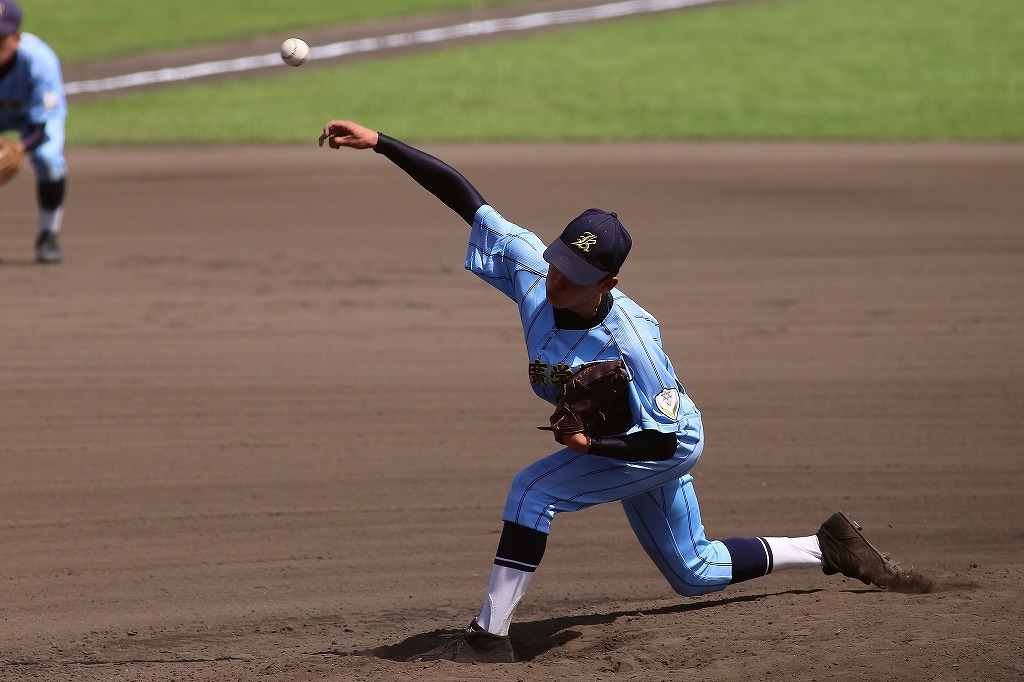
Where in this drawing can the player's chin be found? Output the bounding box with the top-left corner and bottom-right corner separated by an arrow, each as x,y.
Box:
545,291 -> 567,309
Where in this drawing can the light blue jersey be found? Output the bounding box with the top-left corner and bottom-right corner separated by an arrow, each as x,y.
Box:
0,32 -> 67,180
466,204 -> 700,436
0,32 -> 65,129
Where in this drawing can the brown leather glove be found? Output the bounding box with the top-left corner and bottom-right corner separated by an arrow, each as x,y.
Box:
0,137 -> 24,184
542,360 -> 634,445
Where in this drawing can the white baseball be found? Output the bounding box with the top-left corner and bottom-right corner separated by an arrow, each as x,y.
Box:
280,38 -> 309,67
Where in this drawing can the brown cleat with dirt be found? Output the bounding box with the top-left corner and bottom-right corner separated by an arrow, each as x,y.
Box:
817,511 -> 905,589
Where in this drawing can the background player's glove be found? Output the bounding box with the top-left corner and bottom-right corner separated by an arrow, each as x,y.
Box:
0,137 -> 24,184
542,359 -> 634,445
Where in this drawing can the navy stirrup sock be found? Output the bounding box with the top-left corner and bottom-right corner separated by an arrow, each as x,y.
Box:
722,536 -> 773,583
494,521 -> 548,571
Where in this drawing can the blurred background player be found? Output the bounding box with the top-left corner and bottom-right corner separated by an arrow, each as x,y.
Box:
0,0 -> 67,263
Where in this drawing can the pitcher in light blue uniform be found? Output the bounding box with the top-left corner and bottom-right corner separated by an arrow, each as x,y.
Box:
319,119 -> 913,664
468,205 -> 715,567
0,0 -> 67,263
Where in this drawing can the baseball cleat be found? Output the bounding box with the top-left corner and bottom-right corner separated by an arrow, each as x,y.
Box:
35,231 -> 63,264
407,619 -> 515,664
817,511 -> 904,589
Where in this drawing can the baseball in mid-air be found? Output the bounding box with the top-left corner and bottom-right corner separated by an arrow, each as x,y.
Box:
280,38 -> 309,67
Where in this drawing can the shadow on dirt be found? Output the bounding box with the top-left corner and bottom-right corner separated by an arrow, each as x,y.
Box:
348,588 -> 827,662
0,257 -> 42,267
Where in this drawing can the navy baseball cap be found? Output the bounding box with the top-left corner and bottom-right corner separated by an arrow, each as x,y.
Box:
543,208 -> 632,286
0,0 -> 22,35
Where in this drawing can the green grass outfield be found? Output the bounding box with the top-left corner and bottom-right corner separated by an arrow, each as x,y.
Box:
65,0 -> 1024,143
22,0 -> 527,64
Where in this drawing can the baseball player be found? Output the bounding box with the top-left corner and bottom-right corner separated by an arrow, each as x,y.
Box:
319,120 -> 918,664
0,0 -> 67,264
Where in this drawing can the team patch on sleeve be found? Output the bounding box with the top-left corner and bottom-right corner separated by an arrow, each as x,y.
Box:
655,388 -> 680,419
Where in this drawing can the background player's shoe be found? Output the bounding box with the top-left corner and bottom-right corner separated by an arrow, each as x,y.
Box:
817,511 -> 903,588
35,231 -> 63,264
407,619 -> 514,663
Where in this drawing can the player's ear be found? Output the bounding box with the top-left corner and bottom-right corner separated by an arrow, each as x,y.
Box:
598,276 -> 618,293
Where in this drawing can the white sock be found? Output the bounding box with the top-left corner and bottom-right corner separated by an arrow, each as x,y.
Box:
39,207 -> 64,235
476,564 -> 534,636
765,535 -> 823,572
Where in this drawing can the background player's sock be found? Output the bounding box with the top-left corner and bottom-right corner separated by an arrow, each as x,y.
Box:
38,207 -> 64,236
476,521 -> 547,636
37,179 -> 66,235
764,535 -> 822,571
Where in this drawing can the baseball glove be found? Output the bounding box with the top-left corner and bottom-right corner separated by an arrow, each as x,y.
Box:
541,359 -> 634,445
0,137 -> 24,184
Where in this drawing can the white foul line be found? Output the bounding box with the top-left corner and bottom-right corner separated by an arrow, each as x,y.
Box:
66,0 -> 727,96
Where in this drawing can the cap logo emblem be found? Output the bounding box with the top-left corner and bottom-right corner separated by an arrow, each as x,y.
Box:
572,232 -> 597,252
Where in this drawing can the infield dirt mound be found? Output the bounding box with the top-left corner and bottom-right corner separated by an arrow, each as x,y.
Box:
1,142 -> 1022,681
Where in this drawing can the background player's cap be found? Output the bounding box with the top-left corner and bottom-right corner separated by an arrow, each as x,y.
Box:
543,208 -> 632,286
0,0 -> 22,36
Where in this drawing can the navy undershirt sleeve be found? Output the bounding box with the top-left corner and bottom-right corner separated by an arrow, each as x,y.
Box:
373,133 -> 486,225
588,429 -> 677,462
20,124 -> 46,152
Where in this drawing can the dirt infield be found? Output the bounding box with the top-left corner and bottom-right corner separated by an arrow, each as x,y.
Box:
1,142 -> 1022,681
